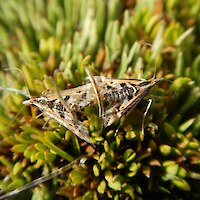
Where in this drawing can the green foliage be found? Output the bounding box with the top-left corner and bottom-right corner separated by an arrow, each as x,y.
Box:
0,0 -> 200,199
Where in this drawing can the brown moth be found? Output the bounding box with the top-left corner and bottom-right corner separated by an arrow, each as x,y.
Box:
23,76 -> 163,144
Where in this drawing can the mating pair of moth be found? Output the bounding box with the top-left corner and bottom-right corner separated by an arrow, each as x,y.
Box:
23,69 -> 163,144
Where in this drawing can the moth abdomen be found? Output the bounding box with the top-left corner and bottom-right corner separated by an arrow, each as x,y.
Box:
104,85 -> 137,103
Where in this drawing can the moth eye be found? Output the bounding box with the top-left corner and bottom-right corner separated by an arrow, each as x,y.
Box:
39,99 -> 46,105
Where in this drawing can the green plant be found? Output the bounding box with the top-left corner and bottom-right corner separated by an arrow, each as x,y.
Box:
0,0 -> 200,199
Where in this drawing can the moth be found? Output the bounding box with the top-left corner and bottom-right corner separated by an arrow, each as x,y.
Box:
23,75 -> 163,144
0,73 -> 164,199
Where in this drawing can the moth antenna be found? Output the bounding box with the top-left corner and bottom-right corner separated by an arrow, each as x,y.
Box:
0,156 -> 87,200
152,52 -> 158,79
85,66 -> 104,118
3,68 -> 31,98
0,68 -> 31,133
85,66 -> 104,136
140,41 -> 157,79
0,86 -> 30,98
172,86 -> 177,99
51,70 -> 73,117
142,99 -> 153,139
0,105 -> 26,135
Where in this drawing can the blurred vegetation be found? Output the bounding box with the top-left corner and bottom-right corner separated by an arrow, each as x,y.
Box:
0,0 -> 200,199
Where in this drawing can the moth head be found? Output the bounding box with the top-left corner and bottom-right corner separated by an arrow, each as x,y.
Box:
136,77 -> 164,89
23,97 -> 49,110
151,77 -> 164,85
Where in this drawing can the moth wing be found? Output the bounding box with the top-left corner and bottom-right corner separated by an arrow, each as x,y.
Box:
64,117 -> 93,144
103,78 -> 161,128
41,107 -> 93,144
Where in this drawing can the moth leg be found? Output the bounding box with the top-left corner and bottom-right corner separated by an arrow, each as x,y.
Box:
35,111 -> 52,129
104,98 -> 153,140
103,96 -> 132,127
105,92 -> 147,128
42,117 -> 51,129
141,99 -> 153,138
103,103 -> 121,127
103,102 -> 128,137
114,123 -> 124,137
